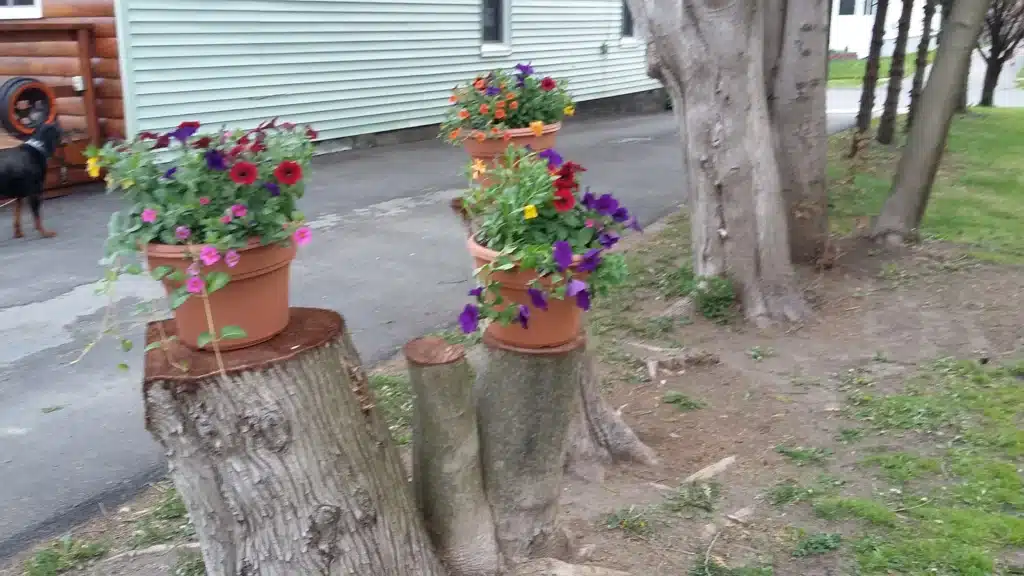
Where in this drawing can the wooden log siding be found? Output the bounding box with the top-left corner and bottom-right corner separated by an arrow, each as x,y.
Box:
0,0 -> 124,140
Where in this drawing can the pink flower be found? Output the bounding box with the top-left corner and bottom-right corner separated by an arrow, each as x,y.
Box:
199,245 -> 221,266
186,262 -> 200,276
198,197 -> 211,206
141,209 -> 158,223
585,219 -> 596,228
230,204 -> 248,218
225,249 -> 240,268
293,226 -> 312,247
175,226 -> 191,241
185,276 -> 204,294
220,215 -> 232,224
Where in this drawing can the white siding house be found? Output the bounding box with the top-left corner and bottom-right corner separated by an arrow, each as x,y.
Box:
113,0 -> 660,142
830,0 -> 942,59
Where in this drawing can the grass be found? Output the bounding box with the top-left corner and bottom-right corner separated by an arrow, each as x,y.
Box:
792,531 -> 843,557
604,506 -> 655,538
774,444 -> 832,466
664,482 -> 721,513
368,373 -> 414,445
828,108 -> 1024,263
827,52 -> 934,87
663,390 -> 706,411
172,551 -> 207,576
23,536 -> 107,576
689,561 -> 775,576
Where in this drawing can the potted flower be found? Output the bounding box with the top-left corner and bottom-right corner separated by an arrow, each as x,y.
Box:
456,144 -> 640,350
88,119 -> 315,352
440,63 -> 575,170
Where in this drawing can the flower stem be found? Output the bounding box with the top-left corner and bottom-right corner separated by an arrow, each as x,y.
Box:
199,287 -> 227,376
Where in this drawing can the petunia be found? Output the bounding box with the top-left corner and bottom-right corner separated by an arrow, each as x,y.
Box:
575,289 -> 591,311
459,303 -> 480,333
517,305 -> 530,329
220,215 -> 232,224
186,262 -> 200,276
528,287 -> 548,310
293,226 -> 312,246
169,122 -> 199,142
274,160 -> 303,186
230,204 -> 248,218
612,207 -> 630,223
199,245 -> 220,266
205,149 -> 227,171
192,136 -> 212,149
581,189 -> 595,210
553,188 -> 576,212
594,193 -> 619,216
630,218 -> 644,232
198,196 -> 211,205
164,167 -> 177,179
174,226 -> 191,241
579,248 -> 603,273
566,278 -> 587,297
141,208 -> 158,223
598,231 -> 620,248
540,77 -> 557,91
552,240 -> 573,271
485,85 -> 502,96
264,182 -> 281,196
537,148 -> 563,168
225,249 -> 240,268
185,276 -> 204,295
153,135 -> 171,149
469,286 -> 484,298
230,161 -> 258,185
514,63 -> 535,77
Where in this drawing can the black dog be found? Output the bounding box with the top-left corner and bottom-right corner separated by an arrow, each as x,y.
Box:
0,122 -> 62,239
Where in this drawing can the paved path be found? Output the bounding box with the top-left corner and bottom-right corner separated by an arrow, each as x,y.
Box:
0,110 -> 868,557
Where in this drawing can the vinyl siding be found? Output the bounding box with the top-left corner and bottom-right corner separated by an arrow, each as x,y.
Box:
116,0 -> 659,140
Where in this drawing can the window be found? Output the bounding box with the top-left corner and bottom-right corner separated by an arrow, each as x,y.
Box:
838,0 -> 855,15
621,1 -> 634,37
864,0 -> 877,15
0,0 -> 42,19
482,0 -> 505,44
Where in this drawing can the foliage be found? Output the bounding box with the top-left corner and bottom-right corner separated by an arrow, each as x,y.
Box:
456,145 -> 638,333
689,560 -> 774,576
172,551 -> 207,576
604,506 -> 654,538
440,63 -> 575,144
792,531 -> 843,557
774,444 -> 832,466
663,390 -> 706,411
24,535 -> 107,576
368,373 -> 413,445
678,265 -> 736,323
664,482 -> 721,513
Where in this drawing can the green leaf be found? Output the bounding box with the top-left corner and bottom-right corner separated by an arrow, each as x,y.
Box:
205,272 -> 231,294
120,339 -> 134,352
168,288 -> 191,310
117,362 -> 129,371
144,341 -> 163,352
125,263 -> 143,275
167,269 -> 186,283
150,265 -> 174,280
220,325 -> 248,340
196,332 -> 215,348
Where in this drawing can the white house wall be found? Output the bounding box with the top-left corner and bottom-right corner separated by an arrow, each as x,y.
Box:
114,0 -> 660,140
830,0 -> 941,59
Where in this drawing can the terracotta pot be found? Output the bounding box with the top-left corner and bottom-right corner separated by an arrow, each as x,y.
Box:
463,122 -> 561,187
145,240 -> 297,351
467,235 -> 586,350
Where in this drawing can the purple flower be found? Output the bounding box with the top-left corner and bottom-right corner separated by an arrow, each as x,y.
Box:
566,278 -> 588,297
174,226 -> 191,241
594,194 -> 619,216
264,182 -> 281,196
528,287 -> 548,310
612,207 -> 630,223
552,241 -> 573,271
163,167 -> 177,179
598,231 -> 619,248
169,126 -> 197,142
205,149 -> 227,171
630,218 -> 644,232
576,289 -> 591,311
485,85 -> 502,96
514,63 -> 535,77
537,148 -> 563,168
459,304 -> 480,333
582,189 -> 595,210
469,286 -> 484,298
517,305 -> 530,329
579,248 -> 603,272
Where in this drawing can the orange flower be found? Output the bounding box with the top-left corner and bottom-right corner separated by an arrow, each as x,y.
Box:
449,95 -> 458,104
496,99 -> 506,109
458,109 -> 470,120
449,128 -> 461,140
506,92 -> 516,100
494,108 -> 507,120
502,131 -> 512,142
529,121 -> 545,137
490,126 -> 500,134
473,131 -> 486,142
510,101 -> 519,110
479,103 -> 490,115
473,78 -> 486,90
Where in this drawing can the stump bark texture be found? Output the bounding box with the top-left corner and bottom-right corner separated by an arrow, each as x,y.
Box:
143,308 -> 445,576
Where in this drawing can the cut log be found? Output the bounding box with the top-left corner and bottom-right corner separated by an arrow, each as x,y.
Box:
405,337 -> 500,576
143,308 -> 446,576
475,333 -> 585,566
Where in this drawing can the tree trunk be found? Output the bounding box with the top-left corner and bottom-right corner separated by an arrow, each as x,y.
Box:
474,333 -> 584,567
405,338 -> 500,576
878,0 -> 917,144
143,308 -> 446,576
956,67 -> 971,111
850,0 -> 892,157
906,0 -> 937,131
626,0 -> 810,325
872,0 -> 992,245
764,0 -> 831,264
979,56 -> 1004,105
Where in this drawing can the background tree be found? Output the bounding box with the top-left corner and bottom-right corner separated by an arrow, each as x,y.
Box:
977,0 -> 1024,106
873,0 -> 993,245
906,0 -> 938,130
878,0 -> 916,143
850,0 -> 891,157
939,0 -> 973,111
626,0 -> 829,325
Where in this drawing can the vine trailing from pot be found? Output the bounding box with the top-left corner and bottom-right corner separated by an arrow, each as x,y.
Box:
456,144 -> 641,349
80,118 -> 315,373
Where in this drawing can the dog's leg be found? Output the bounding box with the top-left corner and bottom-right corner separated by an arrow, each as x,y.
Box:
13,198 -> 24,238
29,195 -> 56,238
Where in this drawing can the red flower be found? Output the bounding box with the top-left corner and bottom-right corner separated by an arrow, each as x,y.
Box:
274,160 -> 303,185
540,77 -> 557,91
191,137 -> 211,149
238,135 -> 251,145
230,161 -> 258,185
305,126 -> 318,140
559,161 -> 586,177
279,122 -> 296,131
250,142 -> 266,153
137,131 -> 158,141
553,188 -> 576,212
258,117 -> 278,131
153,135 -> 171,149
177,121 -> 201,131
229,144 -> 246,157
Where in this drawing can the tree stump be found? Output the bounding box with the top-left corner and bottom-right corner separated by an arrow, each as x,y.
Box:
405,337 -> 500,576
475,332 -> 585,566
143,308 -> 445,576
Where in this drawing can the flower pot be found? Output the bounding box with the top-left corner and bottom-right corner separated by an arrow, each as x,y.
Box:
145,241 -> 297,351
464,123 -> 561,187
467,236 -> 585,350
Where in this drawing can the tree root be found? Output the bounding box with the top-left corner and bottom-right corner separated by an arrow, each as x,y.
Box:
512,558 -> 632,576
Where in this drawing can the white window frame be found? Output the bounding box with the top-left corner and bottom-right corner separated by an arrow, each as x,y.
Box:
620,1 -> 640,46
863,0 -> 877,15
480,0 -> 512,58
0,0 -> 43,20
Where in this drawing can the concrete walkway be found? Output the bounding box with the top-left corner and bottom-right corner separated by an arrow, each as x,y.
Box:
0,109 -> 860,557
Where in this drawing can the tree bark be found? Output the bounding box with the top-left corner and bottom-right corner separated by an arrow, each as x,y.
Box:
474,333 -> 584,567
405,338 -> 500,576
626,0 -> 811,325
143,308 -> 447,576
872,0 -> 993,245
907,0 -> 937,131
979,56 -> 1004,105
878,0 -> 917,144
850,0 -> 892,157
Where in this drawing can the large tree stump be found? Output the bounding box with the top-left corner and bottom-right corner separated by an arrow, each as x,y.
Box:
405,337 -> 500,576
143,308 -> 445,576
475,333 -> 585,566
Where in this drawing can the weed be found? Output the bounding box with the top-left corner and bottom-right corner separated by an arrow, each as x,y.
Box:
40,405 -> 64,414
812,497 -> 898,526
768,480 -> 814,506
664,482 -> 721,513
775,444 -> 831,466
862,451 -> 941,484
689,559 -> 774,576
604,506 -> 654,538
431,328 -> 481,347
677,265 -> 737,323
368,373 -> 413,445
172,550 -> 207,576
792,532 -> 843,557
24,535 -> 107,576
153,488 -> 188,520
836,428 -> 864,443
663,391 -> 706,411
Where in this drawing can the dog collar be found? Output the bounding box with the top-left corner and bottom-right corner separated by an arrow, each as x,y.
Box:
23,139 -> 47,155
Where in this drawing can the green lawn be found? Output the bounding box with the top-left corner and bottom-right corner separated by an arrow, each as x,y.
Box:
828,108 -> 1024,263
828,52 -> 934,88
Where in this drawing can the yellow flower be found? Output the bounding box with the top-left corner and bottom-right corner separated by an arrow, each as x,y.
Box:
523,204 -> 538,220
529,121 -> 545,137
86,157 -> 101,178
471,159 -> 488,180
563,105 -> 575,117
120,179 -> 135,189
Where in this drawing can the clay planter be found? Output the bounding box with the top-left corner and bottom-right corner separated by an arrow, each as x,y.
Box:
468,236 -> 585,350
145,241 -> 297,351
464,122 -> 561,187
